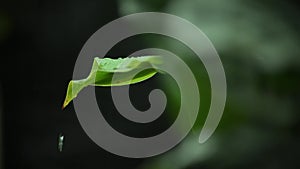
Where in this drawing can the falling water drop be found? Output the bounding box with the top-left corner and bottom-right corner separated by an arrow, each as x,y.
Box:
58,133 -> 64,152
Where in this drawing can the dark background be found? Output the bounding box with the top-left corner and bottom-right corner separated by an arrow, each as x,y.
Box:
1,0 -> 300,169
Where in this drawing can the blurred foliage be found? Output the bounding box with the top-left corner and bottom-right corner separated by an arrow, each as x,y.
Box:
118,0 -> 300,169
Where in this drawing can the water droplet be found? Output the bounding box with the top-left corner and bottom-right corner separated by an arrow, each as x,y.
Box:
58,133 -> 64,152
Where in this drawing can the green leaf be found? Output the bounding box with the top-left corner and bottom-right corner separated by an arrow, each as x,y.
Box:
62,56 -> 163,109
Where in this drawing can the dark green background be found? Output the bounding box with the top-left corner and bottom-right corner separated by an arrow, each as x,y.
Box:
0,0 -> 299,169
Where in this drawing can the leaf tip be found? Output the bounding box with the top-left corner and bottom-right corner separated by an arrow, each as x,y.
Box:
62,81 -> 74,109
61,100 -> 68,110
